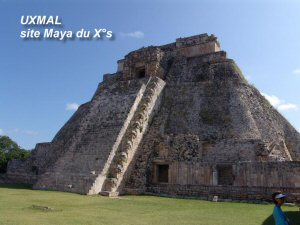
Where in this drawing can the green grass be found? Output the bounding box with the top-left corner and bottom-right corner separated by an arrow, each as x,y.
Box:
0,184 -> 299,225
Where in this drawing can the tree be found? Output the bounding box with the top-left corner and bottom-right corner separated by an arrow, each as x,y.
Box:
0,136 -> 30,173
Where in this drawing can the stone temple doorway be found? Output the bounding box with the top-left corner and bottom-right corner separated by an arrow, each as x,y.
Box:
152,163 -> 169,183
135,66 -> 146,78
157,164 -> 169,183
217,165 -> 234,186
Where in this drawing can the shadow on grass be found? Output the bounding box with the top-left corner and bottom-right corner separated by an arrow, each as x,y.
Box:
262,211 -> 300,225
0,184 -> 33,190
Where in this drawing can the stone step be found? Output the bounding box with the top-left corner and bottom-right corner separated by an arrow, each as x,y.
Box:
99,191 -> 119,197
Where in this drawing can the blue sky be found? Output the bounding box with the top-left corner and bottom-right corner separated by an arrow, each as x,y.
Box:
0,0 -> 299,149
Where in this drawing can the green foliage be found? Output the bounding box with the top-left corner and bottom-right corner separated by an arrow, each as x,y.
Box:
0,185 -> 299,225
0,136 -> 30,173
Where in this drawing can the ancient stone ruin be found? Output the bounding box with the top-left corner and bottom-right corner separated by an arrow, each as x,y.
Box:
5,33 -> 300,202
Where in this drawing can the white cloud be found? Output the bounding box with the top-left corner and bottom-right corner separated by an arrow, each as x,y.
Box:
292,69 -> 300,74
10,128 -> 38,136
277,104 -> 298,111
120,31 -> 144,39
66,102 -> 79,111
261,92 -> 298,112
0,128 -> 38,136
12,128 -> 20,133
22,130 -> 39,136
261,93 -> 282,107
245,75 -> 251,81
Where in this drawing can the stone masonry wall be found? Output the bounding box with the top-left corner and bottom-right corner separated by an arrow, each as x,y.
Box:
122,47 -> 165,80
143,161 -> 300,203
33,78 -> 149,194
124,49 -> 300,194
234,161 -> 300,187
5,142 -> 53,184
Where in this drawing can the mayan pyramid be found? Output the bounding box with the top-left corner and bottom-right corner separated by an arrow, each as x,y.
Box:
6,34 -> 300,201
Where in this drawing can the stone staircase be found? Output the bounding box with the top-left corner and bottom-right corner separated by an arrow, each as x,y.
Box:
98,76 -> 166,196
34,76 -> 165,195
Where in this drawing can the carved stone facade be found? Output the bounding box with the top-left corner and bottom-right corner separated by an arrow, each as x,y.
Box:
4,33 -> 300,202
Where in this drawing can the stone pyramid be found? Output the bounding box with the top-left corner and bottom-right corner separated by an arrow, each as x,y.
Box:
6,34 -> 300,201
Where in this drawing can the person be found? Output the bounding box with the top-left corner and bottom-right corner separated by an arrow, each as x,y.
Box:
272,192 -> 290,225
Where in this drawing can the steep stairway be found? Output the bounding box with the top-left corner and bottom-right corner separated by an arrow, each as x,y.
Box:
98,76 -> 166,196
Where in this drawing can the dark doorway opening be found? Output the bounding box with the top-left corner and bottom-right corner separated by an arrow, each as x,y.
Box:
217,165 -> 234,186
31,166 -> 38,175
136,67 -> 146,78
157,164 -> 169,183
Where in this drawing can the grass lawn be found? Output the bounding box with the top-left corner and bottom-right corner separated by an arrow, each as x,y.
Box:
0,184 -> 299,225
